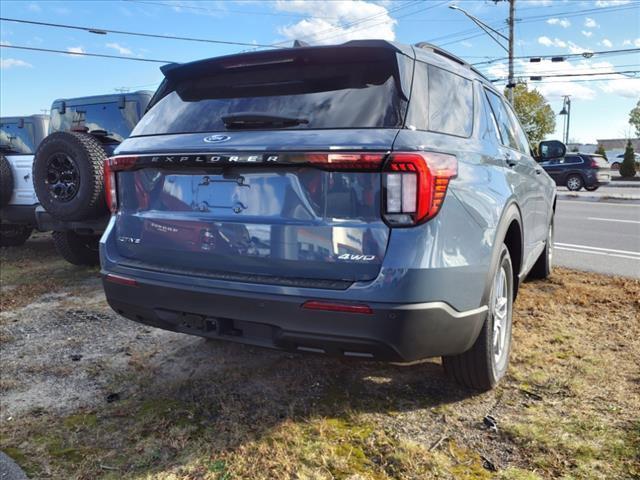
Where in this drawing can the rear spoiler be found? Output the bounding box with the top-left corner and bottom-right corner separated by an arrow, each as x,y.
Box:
147,41 -> 413,111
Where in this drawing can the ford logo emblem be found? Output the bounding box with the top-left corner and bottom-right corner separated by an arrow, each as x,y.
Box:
203,135 -> 231,143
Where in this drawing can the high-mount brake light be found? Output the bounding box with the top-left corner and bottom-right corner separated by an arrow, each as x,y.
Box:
383,152 -> 457,226
104,156 -> 138,213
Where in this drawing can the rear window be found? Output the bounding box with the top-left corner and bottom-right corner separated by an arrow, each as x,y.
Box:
132,51 -> 410,135
50,101 -> 142,142
0,121 -> 35,154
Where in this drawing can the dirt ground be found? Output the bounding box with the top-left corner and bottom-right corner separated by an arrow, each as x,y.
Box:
0,234 -> 638,480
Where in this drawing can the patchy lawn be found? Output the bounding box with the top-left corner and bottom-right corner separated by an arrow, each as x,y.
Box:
0,235 -> 638,479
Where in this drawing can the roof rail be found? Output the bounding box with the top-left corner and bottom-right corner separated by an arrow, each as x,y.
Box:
414,42 -> 491,82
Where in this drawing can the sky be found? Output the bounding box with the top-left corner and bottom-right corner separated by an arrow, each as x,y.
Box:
1,0 -> 639,144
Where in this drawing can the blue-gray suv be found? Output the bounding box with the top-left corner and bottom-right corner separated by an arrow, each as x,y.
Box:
100,41 -> 559,390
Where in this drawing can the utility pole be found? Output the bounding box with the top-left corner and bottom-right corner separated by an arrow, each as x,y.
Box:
507,0 -> 516,103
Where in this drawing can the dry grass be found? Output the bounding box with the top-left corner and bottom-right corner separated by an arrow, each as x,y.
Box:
0,236 -> 638,479
0,233 -> 99,311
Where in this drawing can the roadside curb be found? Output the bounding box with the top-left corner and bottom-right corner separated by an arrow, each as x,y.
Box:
557,193 -> 640,204
0,451 -> 28,480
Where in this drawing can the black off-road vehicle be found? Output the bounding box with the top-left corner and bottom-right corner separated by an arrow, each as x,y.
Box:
32,91 -> 151,264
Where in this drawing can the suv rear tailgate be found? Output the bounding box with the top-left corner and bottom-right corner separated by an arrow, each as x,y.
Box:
112,130 -> 398,285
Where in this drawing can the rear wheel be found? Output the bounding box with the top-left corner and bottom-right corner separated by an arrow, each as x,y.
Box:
566,174 -> 583,191
52,231 -> 100,266
0,225 -> 33,247
528,220 -> 553,280
443,245 -> 514,391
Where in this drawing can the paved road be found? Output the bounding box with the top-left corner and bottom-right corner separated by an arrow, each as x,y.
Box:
554,199 -> 640,278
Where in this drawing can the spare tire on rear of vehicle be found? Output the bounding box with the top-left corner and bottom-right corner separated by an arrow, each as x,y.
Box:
0,154 -> 14,208
33,132 -> 108,221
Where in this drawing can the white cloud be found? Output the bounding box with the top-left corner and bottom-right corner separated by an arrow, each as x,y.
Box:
595,0 -> 631,5
460,40 -> 472,48
27,3 -> 41,12
567,41 -> 591,54
105,42 -> 132,55
584,17 -> 599,28
581,30 -> 593,38
1,58 -> 33,69
66,46 -> 85,56
538,36 -> 567,48
275,0 -> 395,45
0,40 -> 12,46
636,39 -> 640,47
601,38 -> 613,48
547,18 -> 571,28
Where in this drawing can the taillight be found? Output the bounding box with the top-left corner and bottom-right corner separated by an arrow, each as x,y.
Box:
301,152 -> 385,170
382,152 -> 457,226
590,158 -> 599,169
104,156 -> 138,213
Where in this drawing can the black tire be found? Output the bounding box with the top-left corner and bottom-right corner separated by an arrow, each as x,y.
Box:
33,132 -> 107,221
565,174 -> 584,191
528,219 -> 553,280
0,224 -> 33,247
584,185 -> 599,191
0,155 -> 14,208
442,245 -> 514,391
52,231 -> 100,266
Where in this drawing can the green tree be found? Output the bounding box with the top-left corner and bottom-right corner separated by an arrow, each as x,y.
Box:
620,140 -> 637,178
571,146 -> 579,152
629,99 -> 640,137
509,84 -> 556,146
595,144 -> 608,161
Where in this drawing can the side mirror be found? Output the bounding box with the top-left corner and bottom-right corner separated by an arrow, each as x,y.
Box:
538,140 -> 566,161
18,118 -> 24,128
59,101 -> 66,115
118,96 -> 126,110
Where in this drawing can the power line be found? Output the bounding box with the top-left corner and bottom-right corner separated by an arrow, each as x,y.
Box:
0,17 -> 279,49
491,70 -> 640,82
272,0 -> 422,47
473,48 -> 640,66
0,44 -> 173,63
127,0 -> 345,19
311,1 -> 448,46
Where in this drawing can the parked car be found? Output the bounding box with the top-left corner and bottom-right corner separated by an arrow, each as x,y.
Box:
540,153 -> 610,191
610,152 -> 640,170
0,114 -> 49,246
32,91 -> 152,264
101,40 -> 558,390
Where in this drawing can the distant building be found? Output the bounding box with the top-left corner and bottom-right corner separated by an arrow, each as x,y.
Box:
596,138 -> 640,151
567,143 -> 596,153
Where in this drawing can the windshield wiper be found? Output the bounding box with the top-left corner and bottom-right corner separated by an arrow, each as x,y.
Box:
222,113 -> 309,129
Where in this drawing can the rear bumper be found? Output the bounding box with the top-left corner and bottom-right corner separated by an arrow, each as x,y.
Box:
102,272 -> 487,362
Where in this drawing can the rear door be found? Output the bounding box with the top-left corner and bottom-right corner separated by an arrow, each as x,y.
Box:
111,46 -> 413,284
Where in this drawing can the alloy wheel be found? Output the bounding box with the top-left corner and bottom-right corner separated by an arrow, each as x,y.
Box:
46,153 -> 80,202
492,265 -> 510,367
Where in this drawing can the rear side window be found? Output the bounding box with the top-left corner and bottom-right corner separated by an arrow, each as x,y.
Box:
428,65 -> 473,137
0,121 -> 35,154
563,155 -> 582,164
484,89 -> 519,151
